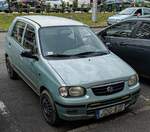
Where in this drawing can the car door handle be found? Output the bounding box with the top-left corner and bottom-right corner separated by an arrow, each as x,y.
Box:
8,43 -> 11,48
8,43 -> 11,47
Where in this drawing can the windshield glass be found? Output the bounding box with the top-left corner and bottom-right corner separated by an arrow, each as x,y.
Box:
39,26 -> 108,57
119,8 -> 136,15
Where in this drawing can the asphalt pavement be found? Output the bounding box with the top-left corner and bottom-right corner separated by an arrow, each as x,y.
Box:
1,32 -> 150,132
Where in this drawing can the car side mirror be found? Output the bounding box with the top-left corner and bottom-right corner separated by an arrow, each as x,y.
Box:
105,42 -> 112,49
21,49 -> 38,61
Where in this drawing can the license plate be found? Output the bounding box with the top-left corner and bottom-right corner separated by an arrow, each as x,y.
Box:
96,104 -> 125,119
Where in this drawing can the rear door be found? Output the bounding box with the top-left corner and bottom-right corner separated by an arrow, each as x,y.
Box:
8,20 -> 26,71
98,21 -> 139,65
131,21 -> 150,76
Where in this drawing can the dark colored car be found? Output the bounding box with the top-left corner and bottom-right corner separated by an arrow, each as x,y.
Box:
97,18 -> 150,78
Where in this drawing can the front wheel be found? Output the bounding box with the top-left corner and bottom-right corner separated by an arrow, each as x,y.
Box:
40,90 -> 60,126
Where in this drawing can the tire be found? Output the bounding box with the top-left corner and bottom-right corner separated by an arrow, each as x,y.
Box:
5,57 -> 18,80
40,90 -> 60,126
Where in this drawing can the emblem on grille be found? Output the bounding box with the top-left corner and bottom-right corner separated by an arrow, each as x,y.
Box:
107,86 -> 114,93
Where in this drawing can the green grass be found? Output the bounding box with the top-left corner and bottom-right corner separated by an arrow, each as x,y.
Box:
0,12 -> 114,31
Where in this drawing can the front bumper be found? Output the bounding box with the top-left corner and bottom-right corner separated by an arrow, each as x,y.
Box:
56,89 -> 140,121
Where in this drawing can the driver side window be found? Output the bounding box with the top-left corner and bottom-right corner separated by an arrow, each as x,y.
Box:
23,25 -> 37,54
134,9 -> 142,16
105,21 -> 137,38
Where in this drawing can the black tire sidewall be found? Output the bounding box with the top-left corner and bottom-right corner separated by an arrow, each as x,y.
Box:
5,57 -> 18,79
40,90 -> 59,125
6,57 -> 13,78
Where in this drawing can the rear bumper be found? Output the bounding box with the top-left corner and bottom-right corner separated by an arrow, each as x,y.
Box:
56,89 -> 140,121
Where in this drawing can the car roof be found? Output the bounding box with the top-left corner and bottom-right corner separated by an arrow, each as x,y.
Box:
19,15 -> 85,27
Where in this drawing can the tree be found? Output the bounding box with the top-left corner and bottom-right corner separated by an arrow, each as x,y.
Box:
73,0 -> 78,11
61,1 -> 66,13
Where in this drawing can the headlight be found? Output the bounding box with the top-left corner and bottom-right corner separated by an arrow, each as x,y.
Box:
59,86 -> 85,97
128,74 -> 138,87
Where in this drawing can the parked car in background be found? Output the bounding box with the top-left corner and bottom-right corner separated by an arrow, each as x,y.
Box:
107,7 -> 150,25
0,0 -> 9,12
5,16 -> 140,125
44,0 -> 62,10
97,18 -> 150,78
11,0 -> 42,13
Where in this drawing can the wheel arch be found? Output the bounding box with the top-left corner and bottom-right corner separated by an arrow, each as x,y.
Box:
40,86 -> 48,94
40,86 -> 56,102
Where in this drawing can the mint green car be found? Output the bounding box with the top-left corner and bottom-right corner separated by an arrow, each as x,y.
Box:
5,16 -> 140,125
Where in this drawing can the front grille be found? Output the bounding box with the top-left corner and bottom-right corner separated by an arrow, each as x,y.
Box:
92,82 -> 124,96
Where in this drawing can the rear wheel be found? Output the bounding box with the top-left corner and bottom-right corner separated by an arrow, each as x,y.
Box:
5,57 -> 18,80
40,90 -> 60,126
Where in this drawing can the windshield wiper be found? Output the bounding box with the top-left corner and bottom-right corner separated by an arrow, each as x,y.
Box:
45,54 -> 73,57
74,51 -> 108,56
45,51 -> 109,58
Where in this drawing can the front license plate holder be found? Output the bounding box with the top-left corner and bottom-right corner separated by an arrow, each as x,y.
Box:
96,104 -> 125,119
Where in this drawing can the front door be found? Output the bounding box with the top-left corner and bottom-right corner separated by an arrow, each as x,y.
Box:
98,21 -> 138,65
131,21 -> 150,77
20,24 -> 40,92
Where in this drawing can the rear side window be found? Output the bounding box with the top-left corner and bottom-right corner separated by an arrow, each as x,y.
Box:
23,25 -> 37,53
106,21 -> 137,38
134,22 -> 150,39
11,21 -> 26,44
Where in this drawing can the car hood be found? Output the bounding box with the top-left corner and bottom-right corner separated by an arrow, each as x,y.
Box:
109,14 -> 131,20
47,53 -> 135,86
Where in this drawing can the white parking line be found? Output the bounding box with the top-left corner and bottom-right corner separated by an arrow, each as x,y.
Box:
0,100 -> 9,116
0,100 -> 22,132
140,95 -> 150,101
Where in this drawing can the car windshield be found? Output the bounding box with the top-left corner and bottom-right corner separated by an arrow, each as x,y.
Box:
119,8 -> 136,15
39,26 -> 108,57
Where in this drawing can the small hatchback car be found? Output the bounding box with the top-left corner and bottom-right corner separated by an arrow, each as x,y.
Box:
5,16 -> 140,125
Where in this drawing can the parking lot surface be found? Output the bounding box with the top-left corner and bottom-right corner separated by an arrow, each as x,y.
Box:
1,32 -> 150,132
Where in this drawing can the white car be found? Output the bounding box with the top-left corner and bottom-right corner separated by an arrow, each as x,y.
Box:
107,7 -> 150,25
44,0 -> 62,9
